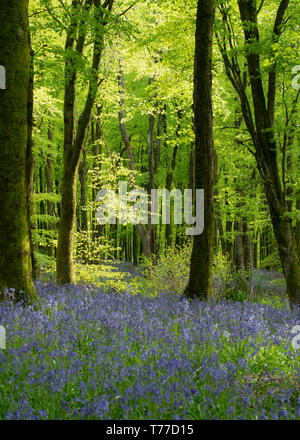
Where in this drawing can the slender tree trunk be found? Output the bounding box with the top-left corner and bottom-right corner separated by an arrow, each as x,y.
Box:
184,0 -> 215,300
118,63 -> 152,259
45,124 -> 55,257
90,108 -> 105,262
220,175 -> 234,263
147,93 -> 157,260
0,1 -> 37,302
233,93 -> 247,272
217,0 -> 300,304
79,146 -> 88,232
234,218 -> 245,271
57,2 -> 88,284
165,105 -> 183,248
244,224 -> 252,268
133,225 -> 139,265
78,144 -> 89,263
236,0 -> 300,305
57,0 -> 113,283
39,165 -> 45,238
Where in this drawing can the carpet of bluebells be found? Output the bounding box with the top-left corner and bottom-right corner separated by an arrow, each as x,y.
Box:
1,281 -> 300,420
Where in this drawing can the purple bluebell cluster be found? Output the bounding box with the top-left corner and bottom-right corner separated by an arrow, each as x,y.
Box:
0,281 -> 299,419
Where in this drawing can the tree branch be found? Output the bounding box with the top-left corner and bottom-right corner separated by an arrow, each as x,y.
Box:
267,0 -> 290,126
118,1 -> 138,17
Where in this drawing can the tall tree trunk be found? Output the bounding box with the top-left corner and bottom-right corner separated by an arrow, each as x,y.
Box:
39,165 -> 45,225
165,105 -> 183,248
91,107 -> 104,262
78,144 -> 89,263
133,225 -> 139,265
184,0 -> 215,300
0,1 -> 37,302
147,92 -> 157,260
147,89 -> 163,262
45,125 -> 55,257
237,0 -> 300,305
296,195 -> 300,260
57,0 -> 114,284
117,63 -> 151,259
234,218 -> 245,271
79,145 -> 88,232
217,0 -> 300,305
219,175 -> 234,263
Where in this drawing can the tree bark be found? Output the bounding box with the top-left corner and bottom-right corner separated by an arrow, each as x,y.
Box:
78,143 -> 89,263
57,0 -> 114,284
234,219 -> 245,271
165,105 -> 183,248
91,107 -> 105,261
0,1 -> 38,302
296,195 -> 300,260
267,0 -> 289,127
117,63 -> 152,259
45,125 -> 55,257
79,145 -> 88,232
237,0 -> 300,305
217,0 -> 300,305
184,0 -> 215,300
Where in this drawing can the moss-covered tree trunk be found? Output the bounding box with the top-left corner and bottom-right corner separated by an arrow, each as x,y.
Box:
184,0 -> 215,300
296,195 -> 300,260
0,1 -> 38,303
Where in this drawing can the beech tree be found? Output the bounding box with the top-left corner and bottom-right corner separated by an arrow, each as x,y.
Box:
56,0 -> 114,284
184,0 -> 215,299
0,0 -> 38,302
216,0 -> 300,305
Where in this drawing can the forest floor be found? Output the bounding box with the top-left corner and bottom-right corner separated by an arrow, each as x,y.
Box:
1,264 -> 300,420
96,261 -> 287,297
252,269 -> 286,294
95,261 -> 285,284
98,260 -> 144,279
